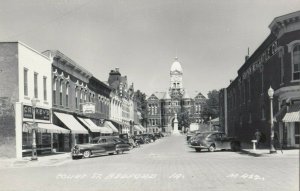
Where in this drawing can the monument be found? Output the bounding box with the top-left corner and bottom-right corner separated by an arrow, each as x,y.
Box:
173,113 -> 180,135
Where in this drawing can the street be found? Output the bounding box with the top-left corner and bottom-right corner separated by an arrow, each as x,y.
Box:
0,135 -> 299,191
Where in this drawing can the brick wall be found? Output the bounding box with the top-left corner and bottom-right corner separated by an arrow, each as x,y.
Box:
0,43 -> 19,158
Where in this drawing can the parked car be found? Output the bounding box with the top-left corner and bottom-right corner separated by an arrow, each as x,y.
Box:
189,132 -> 241,152
186,130 -> 200,141
154,132 -> 164,139
142,133 -> 156,142
187,132 -> 204,145
71,136 -> 131,159
132,135 -> 145,145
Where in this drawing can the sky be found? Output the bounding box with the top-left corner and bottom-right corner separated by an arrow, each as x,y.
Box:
1,0 -> 300,97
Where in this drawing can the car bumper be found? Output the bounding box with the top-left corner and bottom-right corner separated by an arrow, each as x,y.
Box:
189,145 -> 207,149
71,150 -> 83,157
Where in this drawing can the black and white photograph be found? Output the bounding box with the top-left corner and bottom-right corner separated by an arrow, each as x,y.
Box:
0,0 -> 299,191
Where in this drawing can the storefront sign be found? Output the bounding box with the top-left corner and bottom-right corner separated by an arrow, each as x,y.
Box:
23,105 -> 50,121
82,103 -> 95,114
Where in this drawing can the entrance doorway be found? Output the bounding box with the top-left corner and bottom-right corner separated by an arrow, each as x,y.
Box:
295,122 -> 300,147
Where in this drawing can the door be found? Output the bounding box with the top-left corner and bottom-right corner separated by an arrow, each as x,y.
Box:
295,122 -> 300,147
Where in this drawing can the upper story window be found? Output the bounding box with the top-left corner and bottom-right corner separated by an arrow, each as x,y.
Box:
53,79 -> 57,105
24,68 -> 28,96
292,45 -> 300,81
43,76 -> 47,101
34,72 -> 38,98
66,83 -> 69,107
59,80 -> 63,106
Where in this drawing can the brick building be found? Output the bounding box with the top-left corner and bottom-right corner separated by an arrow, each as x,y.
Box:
220,11 -> 300,148
43,50 -> 112,152
147,58 -> 206,133
0,42 -> 55,158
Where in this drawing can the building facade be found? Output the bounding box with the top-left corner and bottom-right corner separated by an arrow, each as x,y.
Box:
219,11 -> 300,148
0,42 -> 53,158
108,68 -> 136,135
147,58 -> 206,133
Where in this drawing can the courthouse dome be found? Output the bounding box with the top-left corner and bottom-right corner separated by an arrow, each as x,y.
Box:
170,57 -> 183,73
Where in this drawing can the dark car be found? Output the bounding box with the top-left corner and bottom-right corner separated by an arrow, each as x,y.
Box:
154,132 -> 164,139
132,135 -> 145,145
142,133 -> 156,143
71,136 -> 131,159
186,130 -> 200,141
189,132 -> 241,152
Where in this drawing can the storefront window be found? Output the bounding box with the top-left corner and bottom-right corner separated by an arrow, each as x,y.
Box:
295,122 -> 300,144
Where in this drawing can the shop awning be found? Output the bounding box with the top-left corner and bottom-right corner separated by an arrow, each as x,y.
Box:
138,124 -> 146,132
101,122 -> 114,134
54,112 -> 89,134
23,123 -> 70,134
105,121 -> 119,133
77,117 -> 101,133
274,105 -> 287,122
134,125 -> 142,131
283,104 -> 300,122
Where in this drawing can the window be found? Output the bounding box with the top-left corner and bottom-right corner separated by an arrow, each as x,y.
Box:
292,45 -> 300,80
66,83 -> 69,107
34,72 -> 38,98
53,79 -> 57,104
24,68 -> 28,96
43,77 -> 47,101
75,89 -> 78,109
59,80 -> 63,106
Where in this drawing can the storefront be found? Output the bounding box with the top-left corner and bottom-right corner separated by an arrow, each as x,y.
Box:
21,104 -> 70,156
282,104 -> 300,148
53,112 -> 89,151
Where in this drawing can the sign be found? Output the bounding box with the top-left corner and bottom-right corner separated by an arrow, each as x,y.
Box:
23,105 -> 50,121
82,102 -> 95,114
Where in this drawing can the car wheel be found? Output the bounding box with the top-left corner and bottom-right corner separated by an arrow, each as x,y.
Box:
209,145 -> 215,152
83,150 -> 91,158
195,148 -> 201,152
72,156 -> 78,160
116,150 -> 121,155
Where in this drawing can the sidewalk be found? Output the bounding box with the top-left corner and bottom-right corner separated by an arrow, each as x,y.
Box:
0,152 -> 72,169
240,142 -> 299,157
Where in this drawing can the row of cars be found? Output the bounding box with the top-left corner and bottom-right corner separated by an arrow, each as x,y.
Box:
71,133 -> 165,159
187,131 -> 241,152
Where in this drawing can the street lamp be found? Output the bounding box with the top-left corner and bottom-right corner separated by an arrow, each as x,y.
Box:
31,98 -> 38,161
268,86 -> 277,154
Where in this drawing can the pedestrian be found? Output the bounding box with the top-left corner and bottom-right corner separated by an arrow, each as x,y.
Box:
254,129 -> 262,148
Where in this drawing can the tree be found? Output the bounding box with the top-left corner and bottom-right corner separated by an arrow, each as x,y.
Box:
202,90 -> 219,121
134,90 -> 148,127
177,107 -> 191,131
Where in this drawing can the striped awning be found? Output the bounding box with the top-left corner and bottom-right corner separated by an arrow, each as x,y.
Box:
283,104 -> 300,122
134,125 -> 142,131
23,123 -> 70,134
54,112 -> 89,134
138,124 -> 146,132
105,121 -> 119,133
77,117 -> 101,133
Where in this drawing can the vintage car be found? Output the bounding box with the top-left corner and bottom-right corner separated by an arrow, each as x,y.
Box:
189,132 -> 241,152
71,136 -> 131,159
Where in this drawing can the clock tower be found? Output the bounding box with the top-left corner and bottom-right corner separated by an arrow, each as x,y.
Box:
169,57 -> 184,97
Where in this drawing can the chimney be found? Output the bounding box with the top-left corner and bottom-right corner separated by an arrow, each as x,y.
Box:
245,47 -> 250,61
115,68 -> 119,72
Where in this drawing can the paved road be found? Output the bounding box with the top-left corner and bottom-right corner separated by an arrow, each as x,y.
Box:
0,135 -> 299,191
